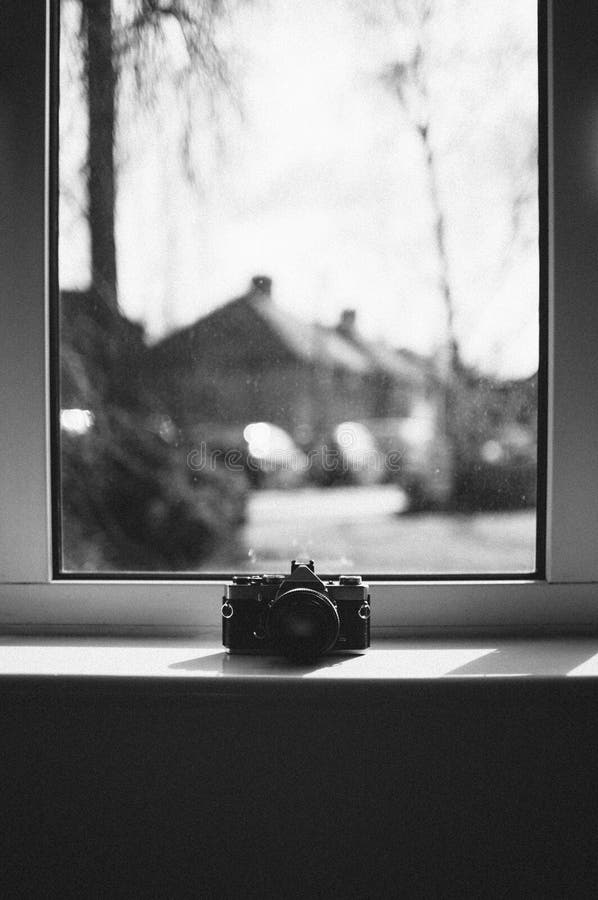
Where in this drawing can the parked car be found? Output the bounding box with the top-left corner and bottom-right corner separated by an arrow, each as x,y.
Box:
307,421 -> 384,487
243,422 -> 309,489
189,421 -> 309,490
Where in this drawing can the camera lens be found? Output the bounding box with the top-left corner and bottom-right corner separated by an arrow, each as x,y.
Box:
266,588 -> 340,661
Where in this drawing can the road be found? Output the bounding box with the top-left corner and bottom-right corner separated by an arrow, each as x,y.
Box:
238,485 -> 535,574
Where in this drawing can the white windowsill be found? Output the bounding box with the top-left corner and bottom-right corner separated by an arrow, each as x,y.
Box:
2,636 -> 598,687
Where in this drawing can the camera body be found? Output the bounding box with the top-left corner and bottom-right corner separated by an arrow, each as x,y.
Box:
222,560 -> 370,660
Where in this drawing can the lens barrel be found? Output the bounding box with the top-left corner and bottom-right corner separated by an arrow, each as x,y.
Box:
266,587 -> 340,661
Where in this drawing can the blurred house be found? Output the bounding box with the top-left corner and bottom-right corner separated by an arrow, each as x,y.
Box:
334,307 -> 428,419
61,282 -> 538,511
148,275 -> 435,443
60,288 -> 148,412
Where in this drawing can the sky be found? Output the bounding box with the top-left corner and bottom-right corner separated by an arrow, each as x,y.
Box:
59,0 -> 539,378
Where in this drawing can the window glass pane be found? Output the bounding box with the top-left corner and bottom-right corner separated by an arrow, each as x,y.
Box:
58,0 -> 538,574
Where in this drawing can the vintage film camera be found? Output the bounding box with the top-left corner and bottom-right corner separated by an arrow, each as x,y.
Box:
222,559 -> 370,661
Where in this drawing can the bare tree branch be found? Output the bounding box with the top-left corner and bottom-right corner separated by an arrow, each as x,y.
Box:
381,3 -> 461,373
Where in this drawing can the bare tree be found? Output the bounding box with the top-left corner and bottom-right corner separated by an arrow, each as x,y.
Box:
380,0 -> 461,374
80,0 -> 237,311
60,2 -> 250,569
361,0 -> 537,376
356,0 -> 539,507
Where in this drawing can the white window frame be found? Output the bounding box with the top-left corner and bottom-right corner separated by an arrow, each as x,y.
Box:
1,0 -> 598,636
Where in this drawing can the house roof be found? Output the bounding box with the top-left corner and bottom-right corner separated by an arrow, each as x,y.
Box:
330,325 -> 428,383
252,296 -> 370,372
151,282 -> 372,374
149,278 -> 436,385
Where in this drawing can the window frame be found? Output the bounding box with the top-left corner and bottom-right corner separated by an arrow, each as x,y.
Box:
2,0 -> 598,636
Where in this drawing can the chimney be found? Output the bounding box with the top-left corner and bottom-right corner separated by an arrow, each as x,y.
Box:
338,308 -> 356,337
251,275 -> 272,297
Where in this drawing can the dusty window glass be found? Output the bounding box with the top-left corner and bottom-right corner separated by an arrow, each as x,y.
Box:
58,0 -> 539,574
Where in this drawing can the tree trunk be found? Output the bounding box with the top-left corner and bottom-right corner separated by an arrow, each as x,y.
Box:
416,123 -> 460,376
83,0 -> 118,311
415,122 -> 463,508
